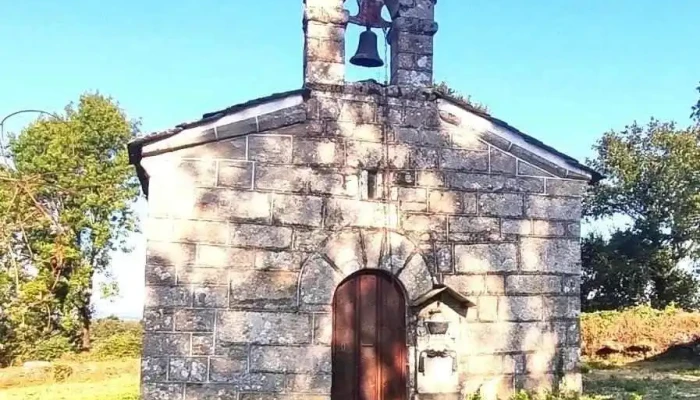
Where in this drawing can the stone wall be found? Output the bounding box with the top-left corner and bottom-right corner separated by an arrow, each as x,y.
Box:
140,81 -> 586,400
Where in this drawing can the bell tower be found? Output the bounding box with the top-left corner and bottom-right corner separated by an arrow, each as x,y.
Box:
303,0 -> 438,87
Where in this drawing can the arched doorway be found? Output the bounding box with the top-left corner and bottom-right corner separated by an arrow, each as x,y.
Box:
332,270 -> 407,400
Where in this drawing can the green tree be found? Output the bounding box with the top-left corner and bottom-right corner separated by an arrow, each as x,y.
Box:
0,93 -> 139,357
693,82 -> 700,124
584,119 -> 700,310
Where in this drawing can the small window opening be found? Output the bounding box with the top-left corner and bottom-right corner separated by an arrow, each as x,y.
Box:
367,170 -> 378,199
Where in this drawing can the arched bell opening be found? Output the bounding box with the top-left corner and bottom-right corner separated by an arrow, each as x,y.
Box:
332,270 -> 408,400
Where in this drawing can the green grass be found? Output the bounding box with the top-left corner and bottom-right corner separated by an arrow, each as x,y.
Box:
583,358 -> 700,399
1,356 -> 699,399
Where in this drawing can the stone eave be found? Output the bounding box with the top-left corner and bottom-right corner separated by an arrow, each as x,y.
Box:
436,94 -> 603,183
127,88 -> 309,196
411,284 -> 476,309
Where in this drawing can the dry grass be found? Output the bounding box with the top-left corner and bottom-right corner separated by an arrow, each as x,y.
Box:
0,358 -> 139,400
581,306 -> 700,357
583,358 -> 700,399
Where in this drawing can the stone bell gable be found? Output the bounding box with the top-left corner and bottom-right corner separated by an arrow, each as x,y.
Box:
128,1 -> 601,399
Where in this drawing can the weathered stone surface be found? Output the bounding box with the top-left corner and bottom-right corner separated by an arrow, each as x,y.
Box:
229,271 -> 297,309
184,384 -> 236,400
395,126 -> 449,146
306,37 -> 344,64
417,170 -> 444,187
272,194 -> 323,227
525,196 -> 582,220
454,243 -> 517,272
194,373 -> 285,392
338,101 -> 376,124
546,179 -> 587,197
300,255 -> 341,306
174,309 -> 215,332
346,140 -> 383,168
518,161 -> 553,177
217,312 -> 312,345
435,244 -> 453,272
143,333 -> 190,356
501,219 -> 531,235
178,267 -> 224,286
562,275 -> 581,295
499,296 -> 544,321
325,199 -> 397,229
323,230 -> 364,273
145,286 -> 191,308
294,229 -> 329,252
142,357 -> 168,382
285,373 -> 332,394
169,357 -> 208,382
145,264 -> 176,285
214,341 -> 248,358
196,245 -> 255,268
447,173 -> 544,194
520,238 -> 580,273
490,148 -> 517,174
396,187 -> 427,203
217,161 -> 254,189
176,137 -> 246,160
443,274 -> 504,295
479,193 -> 523,217
439,149 -> 488,171
506,275 -> 561,295
192,334 -> 213,355
397,254 -> 433,300
193,286 -> 228,308
326,122 -> 383,142
178,159 -> 216,187
313,313 -> 332,345
144,309 -> 174,331
230,224 -> 293,249
310,170 -> 358,197
209,356 -> 248,381
249,135 -> 293,163
194,189 -> 271,222
402,213 -> 446,232
255,165 -> 309,192
293,139 -> 343,165
464,322 -> 552,353
428,190 -> 461,213
388,144 -> 438,169
250,346 -> 331,373
449,217 -> 499,233
543,296 -> 580,319
147,242 -> 195,267
532,220 -> 566,236
254,251 -> 304,271
170,220 -> 230,245
143,383 -> 184,400
477,296 -> 498,322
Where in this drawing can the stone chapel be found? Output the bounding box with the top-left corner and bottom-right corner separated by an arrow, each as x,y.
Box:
128,1 -> 602,399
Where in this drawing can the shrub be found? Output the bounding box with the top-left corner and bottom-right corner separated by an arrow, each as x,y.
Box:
51,363 -> 74,382
91,330 -> 142,360
23,335 -> 75,362
581,305 -> 700,358
91,317 -> 142,344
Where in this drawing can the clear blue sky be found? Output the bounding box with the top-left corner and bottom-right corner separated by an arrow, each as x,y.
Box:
1,1 -> 698,318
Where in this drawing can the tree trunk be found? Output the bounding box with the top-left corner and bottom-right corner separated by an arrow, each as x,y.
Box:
79,299 -> 92,350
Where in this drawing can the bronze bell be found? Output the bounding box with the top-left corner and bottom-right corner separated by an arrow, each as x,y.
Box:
350,28 -> 384,68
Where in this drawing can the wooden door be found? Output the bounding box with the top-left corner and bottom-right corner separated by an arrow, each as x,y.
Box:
332,271 -> 407,400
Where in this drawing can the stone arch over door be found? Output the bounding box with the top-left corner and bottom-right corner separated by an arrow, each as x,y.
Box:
297,229 -> 436,309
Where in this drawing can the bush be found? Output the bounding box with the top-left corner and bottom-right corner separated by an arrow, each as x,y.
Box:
91,317 -> 142,344
51,363 -> 74,382
581,305 -> 700,358
23,335 -> 75,362
91,330 -> 142,360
